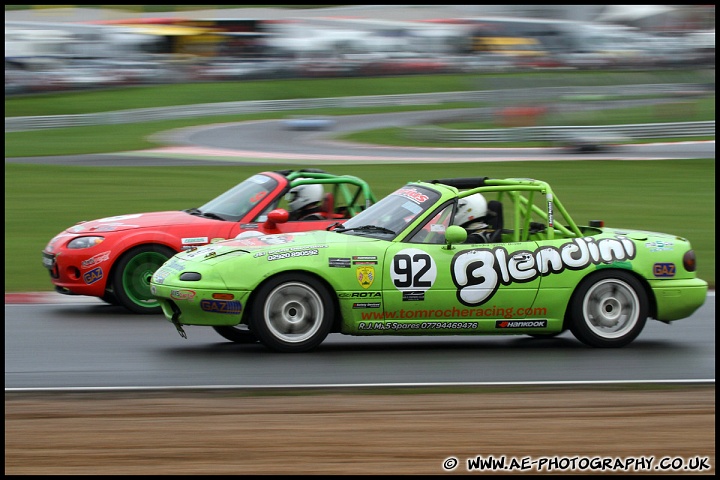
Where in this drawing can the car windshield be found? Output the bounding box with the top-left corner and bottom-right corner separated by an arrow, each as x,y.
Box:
336,185 -> 440,239
195,174 -> 279,221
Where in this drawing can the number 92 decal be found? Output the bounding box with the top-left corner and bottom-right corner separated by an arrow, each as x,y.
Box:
390,248 -> 437,292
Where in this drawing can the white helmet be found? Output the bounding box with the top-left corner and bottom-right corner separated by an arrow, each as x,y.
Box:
454,193 -> 487,226
285,182 -> 324,211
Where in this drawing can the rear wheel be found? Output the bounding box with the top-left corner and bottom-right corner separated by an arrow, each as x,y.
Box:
250,273 -> 334,353
112,245 -> 175,314
569,271 -> 648,348
213,325 -> 259,344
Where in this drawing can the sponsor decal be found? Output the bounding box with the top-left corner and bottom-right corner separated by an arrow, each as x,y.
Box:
352,255 -> 378,265
645,240 -> 674,252
452,236 -> 636,306
496,320 -> 548,329
329,257 -> 351,268
92,225 -> 117,232
90,223 -> 140,232
83,267 -> 103,285
250,190 -> 268,203
182,237 -> 209,245
394,187 -> 429,204
262,235 -> 295,245
357,266 -> 375,289
267,248 -> 319,261
391,248 -> 437,292
200,299 -> 242,314
352,302 -> 381,309
152,267 -> 171,284
162,259 -> 186,271
358,321 -> 479,331
402,291 -> 425,302
48,233 -> 75,247
361,305 -> 546,320
547,195 -> 554,227
653,262 -> 676,277
97,214 -> 142,222
92,225 -> 119,232
170,289 -> 196,301
339,291 -> 382,299
81,250 -> 111,269
238,234 -> 294,247
184,245 -> 222,259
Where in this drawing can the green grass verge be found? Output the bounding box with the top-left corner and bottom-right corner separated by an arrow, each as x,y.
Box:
4,75 -> 487,116
5,160 -> 714,293
6,71 -> 713,157
5,96 -> 714,157
4,103 -> 473,157
343,95 -> 715,147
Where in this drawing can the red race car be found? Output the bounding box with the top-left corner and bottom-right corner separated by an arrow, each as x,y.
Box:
42,169 -> 376,314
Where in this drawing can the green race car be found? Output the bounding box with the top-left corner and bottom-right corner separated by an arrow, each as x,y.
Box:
151,176 -> 708,352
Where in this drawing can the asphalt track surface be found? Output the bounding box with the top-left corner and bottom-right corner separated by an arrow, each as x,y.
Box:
3,293 -> 715,390
6,110 -> 715,166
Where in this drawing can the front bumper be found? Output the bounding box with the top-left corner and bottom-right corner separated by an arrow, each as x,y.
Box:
41,250 -> 107,297
152,283 -> 251,327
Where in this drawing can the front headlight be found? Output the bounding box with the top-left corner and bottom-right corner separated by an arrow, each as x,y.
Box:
67,236 -> 105,249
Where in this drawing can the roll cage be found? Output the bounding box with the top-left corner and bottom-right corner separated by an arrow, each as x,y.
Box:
425,176 -> 584,242
282,169 -> 376,217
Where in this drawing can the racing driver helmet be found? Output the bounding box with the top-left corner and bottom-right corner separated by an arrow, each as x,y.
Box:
453,193 -> 488,227
286,182 -> 324,212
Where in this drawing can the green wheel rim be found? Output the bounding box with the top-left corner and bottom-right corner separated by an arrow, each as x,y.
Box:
121,251 -> 168,309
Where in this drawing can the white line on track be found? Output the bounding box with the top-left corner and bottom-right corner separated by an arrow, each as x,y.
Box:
5,379 -> 716,393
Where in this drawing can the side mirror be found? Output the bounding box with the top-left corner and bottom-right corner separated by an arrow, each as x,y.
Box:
444,225 -> 467,249
264,208 -> 290,229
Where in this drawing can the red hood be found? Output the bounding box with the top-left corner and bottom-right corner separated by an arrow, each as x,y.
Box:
66,210 -> 221,234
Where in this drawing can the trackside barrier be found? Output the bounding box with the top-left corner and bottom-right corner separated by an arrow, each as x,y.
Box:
5,83 -> 711,133
405,121 -> 716,143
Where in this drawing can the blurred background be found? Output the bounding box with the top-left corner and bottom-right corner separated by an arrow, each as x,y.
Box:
5,5 -> 715,94
5,5 -> 716,291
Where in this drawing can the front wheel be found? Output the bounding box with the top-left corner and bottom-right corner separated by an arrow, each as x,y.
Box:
249,273 -> 334,353
101,290 -> 120,306
213,325 -> 259,344
569,271 -> 648,348
111,245 -> 175,314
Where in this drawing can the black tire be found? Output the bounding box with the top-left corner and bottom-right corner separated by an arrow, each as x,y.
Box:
213,325 -> 259,344
111,244 -> 175,314
569,270 -> 648,348
249,273 -> 334,353
101,291 -> 121,306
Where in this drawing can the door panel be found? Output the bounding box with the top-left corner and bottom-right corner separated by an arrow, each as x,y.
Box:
380,241 -> 543,333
